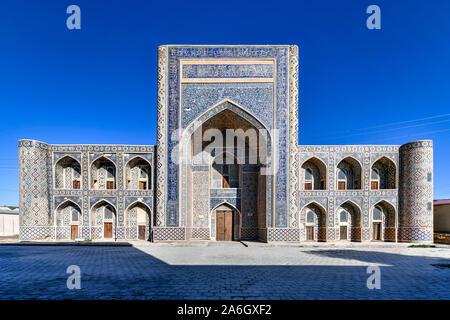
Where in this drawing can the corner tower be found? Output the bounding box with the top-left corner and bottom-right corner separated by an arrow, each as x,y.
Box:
398,140 -> 434,242
18,139 -> 52,240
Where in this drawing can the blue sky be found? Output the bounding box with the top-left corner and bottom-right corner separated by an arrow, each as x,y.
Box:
0,0 -> 449,205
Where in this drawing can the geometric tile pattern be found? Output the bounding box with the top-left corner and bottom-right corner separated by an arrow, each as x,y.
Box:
398,141 -> 433,242
18,45 -> 434,243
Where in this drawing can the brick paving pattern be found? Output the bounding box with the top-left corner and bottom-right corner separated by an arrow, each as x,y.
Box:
0,243 -> 448,299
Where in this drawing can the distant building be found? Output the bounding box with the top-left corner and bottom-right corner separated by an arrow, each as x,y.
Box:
18,45 -> 434,243
434,199 -> 450,233
0,206 -> 19,236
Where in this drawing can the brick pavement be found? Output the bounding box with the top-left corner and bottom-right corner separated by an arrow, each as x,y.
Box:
0,243 -> 448,299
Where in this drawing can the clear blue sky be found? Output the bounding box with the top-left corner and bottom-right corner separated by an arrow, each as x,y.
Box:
0,0 -> 449,206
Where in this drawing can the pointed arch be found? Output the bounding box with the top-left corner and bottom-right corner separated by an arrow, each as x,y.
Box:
125,200 -> 153,241
90,199 -> 117,239
338,199 -> 362,213
299,200 -> 327,215
210,201 -> 241,216
300,201 -> 327,242
180,100 -> 272,167
337,200 -> 362,242
55,199 -> 82,212
125,155 -> 152,168
300,156 -> 328,190
210,201 -> 242,241
125,200 -> 152,212
54,199 -> 82,227
336,156 -> 363,190
91,156 -> 117,190
125,156 -> 152,190
90,199 -> 117,211
183,99 -> 272,140
54,155 -> 82,189
371,199 -> 396,241
55,154 -> 81,167
371,156 -> 397,189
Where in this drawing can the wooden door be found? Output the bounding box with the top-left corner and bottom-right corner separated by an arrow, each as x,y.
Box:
340,226 -> 347,240
222,176 -> 230,188
139,181 -> 147,190
106,181 -> 114,189
216,211 -> 233,241
70,225 -> 78,240
306,226 -> 314,241
373,222 -> 381,240
338,181 -> 346,190
138,225 -> 146,240
304,182 -> 312,190
371,181 -> 379,190
104,222 -> 113,238
73,180 -> 80,189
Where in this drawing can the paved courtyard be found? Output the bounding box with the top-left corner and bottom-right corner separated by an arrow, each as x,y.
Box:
0,242 -> 449,299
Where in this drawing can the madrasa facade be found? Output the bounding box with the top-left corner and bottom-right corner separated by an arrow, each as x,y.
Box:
18,45 -> 434,243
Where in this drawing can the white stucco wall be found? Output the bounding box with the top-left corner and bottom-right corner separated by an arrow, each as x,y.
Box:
0,212 -> 19,236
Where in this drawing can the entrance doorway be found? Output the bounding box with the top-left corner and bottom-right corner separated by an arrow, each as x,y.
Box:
104,222 -> 113,238
306,226 -> 314,241
70,225 -> 78,240
340,226 -> 347,240
373,222 -> 381,240
138,225 -> 146,240
216,210 -> 233,241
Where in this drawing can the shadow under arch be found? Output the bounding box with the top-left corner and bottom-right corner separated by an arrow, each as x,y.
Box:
300,156 -> 328,190
371,156 -> 397,190
336,156 -> 363,190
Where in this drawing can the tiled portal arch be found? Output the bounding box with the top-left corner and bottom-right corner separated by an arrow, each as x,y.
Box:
180,99 -> 274,241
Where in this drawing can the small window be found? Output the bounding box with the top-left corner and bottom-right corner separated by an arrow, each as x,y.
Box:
73,180 -> 80,189
71,210 -> 79,222
340,210 -> 348,223
139,181 -> 147,190
104,206 -> 113,220
373,206 -> 382,221
306,210 -> 314,223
